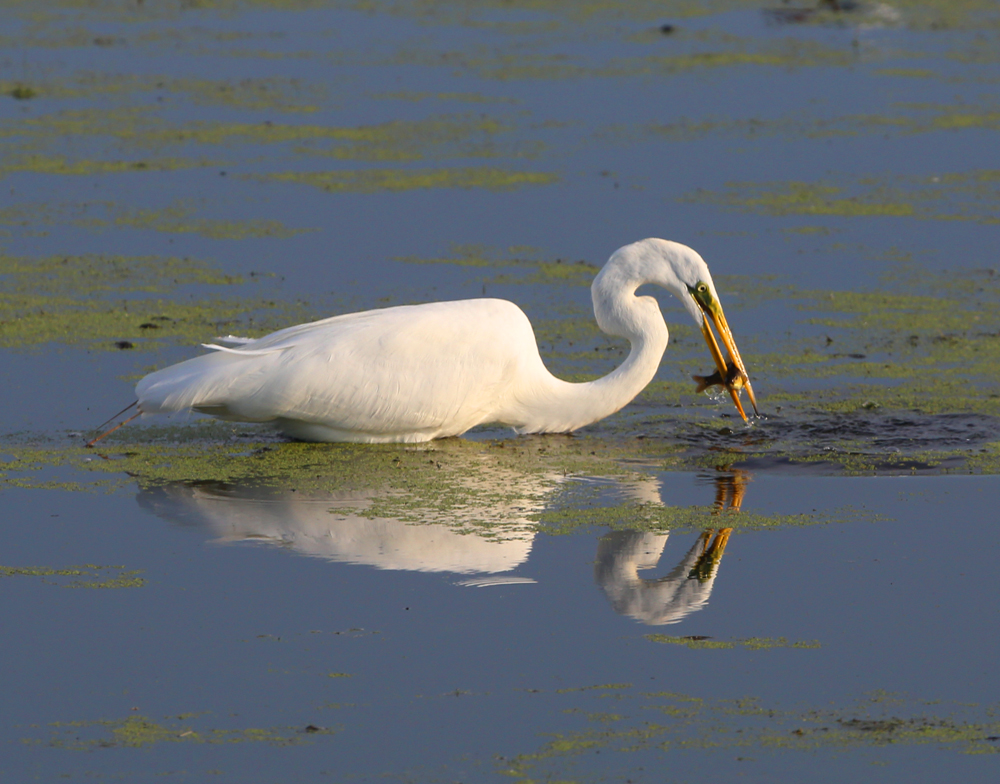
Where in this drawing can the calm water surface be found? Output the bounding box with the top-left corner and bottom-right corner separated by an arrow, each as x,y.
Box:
1,0 -> 999,781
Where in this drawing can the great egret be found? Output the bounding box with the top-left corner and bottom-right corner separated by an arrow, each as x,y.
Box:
124,238 -> 757,444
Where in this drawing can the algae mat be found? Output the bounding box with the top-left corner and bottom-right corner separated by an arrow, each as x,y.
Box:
2,0 -> 1000,782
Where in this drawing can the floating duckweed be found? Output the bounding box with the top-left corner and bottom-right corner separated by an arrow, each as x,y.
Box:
262,167 -> 557,193
0,154 -> 211,178
8,84 -> 37,100
645,634 -> 821,650
0,253 -> 308,350
2,75 -> 323,111
0,200 -> 311,240
532,502 -> 838,534
0,429 -> 874,535
610,103 -> 1000,147
0,564 -> 145,588
41,714 -> 329,749
109,204 -> 312,240
683,170 -> 1000,224
500,688 -> 1000,780
395,244 -> 598,287
0,107 -> 536,166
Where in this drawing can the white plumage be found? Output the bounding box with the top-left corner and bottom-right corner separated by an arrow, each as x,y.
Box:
136,238 -> 757,442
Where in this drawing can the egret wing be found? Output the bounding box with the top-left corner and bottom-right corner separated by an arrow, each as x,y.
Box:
137,299 -> 540,438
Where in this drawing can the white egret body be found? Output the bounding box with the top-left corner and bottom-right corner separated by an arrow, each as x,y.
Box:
136,239 -> 757,443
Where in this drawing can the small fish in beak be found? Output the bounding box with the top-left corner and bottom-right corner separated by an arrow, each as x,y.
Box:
692,361 -> 746,395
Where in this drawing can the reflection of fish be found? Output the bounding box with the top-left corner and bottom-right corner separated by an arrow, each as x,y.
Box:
692,361 -> 745,395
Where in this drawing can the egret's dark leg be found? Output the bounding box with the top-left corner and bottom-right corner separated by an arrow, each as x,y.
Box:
85,411 -> 141,448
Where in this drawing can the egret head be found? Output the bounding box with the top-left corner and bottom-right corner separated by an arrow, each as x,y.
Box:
609,238 -> 759,421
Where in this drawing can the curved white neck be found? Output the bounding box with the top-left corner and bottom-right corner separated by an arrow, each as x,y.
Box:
503,262 -> 671,434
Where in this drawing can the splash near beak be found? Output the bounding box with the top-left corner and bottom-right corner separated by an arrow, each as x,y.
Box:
693,288 -> 759,422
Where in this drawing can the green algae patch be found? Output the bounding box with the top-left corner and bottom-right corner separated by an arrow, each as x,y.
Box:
0,154 -> 212,179
0,200 -> 312,240
395,244 -> 598,287
682,170 -> 1000,225
261,166 -> 556,193
498,688 -> 1000,780
161,76 -> 325,113
1,74 -> 324,112
107,203 -> 312,240
645,634 -> 821,650
375,90 -> 519,104
128,115 -> 522,160
0,564 -> 145,588
0,428 -> 875,540
622,103 -> 1000,147
7,83 -> 37,100
531,501 -> 847,535
686,181 -> 916,219
391,35 -> 856,81
0,106 -> 537,164
0,429 -> 682,539
555,683 -> 632,694
40,714 -> 330,750
0,297 -> 285,351
875,67 -> 937,78
0,252 -> 307,350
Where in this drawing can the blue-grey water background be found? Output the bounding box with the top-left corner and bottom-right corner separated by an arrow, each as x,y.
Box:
1,1 -> 1000,781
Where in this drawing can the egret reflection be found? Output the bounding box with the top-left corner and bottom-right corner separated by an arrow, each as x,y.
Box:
136,467 -> 749,625
137,482 -> 538,575
593,471 -> 746,625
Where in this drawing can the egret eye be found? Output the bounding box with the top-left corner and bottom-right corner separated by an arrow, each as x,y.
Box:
697,284 -> 708,294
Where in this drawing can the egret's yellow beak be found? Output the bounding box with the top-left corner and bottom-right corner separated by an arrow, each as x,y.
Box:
692,287 -> 759,422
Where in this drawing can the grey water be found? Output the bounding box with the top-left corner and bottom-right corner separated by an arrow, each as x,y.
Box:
3,471 -> 1000,782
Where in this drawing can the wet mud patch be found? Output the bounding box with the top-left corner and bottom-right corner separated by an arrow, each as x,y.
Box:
603,263 -> 1000,470
648,409 -> 1000,474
